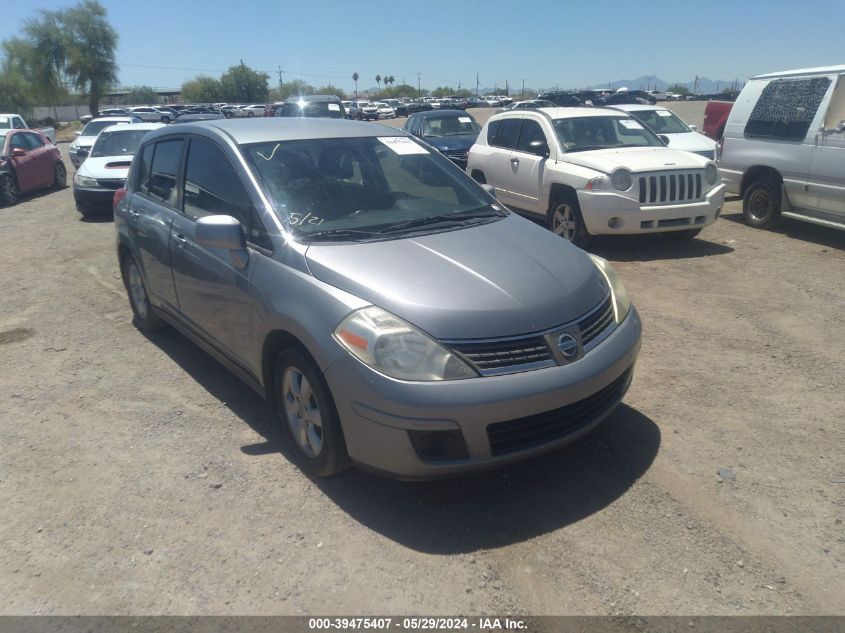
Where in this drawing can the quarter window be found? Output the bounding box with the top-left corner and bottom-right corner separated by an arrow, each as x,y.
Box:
745,77 -> 831,141
147,139 -> 184,206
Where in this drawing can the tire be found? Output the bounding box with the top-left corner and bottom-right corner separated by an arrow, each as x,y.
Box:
160,116 -> 171,124
0,174 -> 19,207
547,193 -> 590,248
664,228 -> 702,240
742,178 -> 782,228
53,162 -> 67,189
121,254 -> 166,331
247,111 -> 255,118
274,349 -> 350,477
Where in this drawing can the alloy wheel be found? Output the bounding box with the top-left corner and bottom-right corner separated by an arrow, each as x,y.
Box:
552,203 -> 578,242
747,189 -> 772,221
127,261 -> 149,321
282,367 -> 323,458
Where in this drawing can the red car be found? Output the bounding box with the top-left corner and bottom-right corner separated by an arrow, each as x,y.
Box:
703,100 -> 733,141
0,129 -> 67,206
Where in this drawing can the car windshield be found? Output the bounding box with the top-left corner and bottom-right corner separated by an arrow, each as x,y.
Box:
628,109 -> 691,134
243,136 -> 503,240
90,129 -> 150,157
422,116 -> 481,137
82,120 -> 129,136
278,102 -> 344,119
553,115 -> 663,152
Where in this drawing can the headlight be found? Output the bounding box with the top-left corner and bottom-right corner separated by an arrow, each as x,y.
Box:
74,174 -> 98,187
588,255 -> 632,324
705,163 -> 719,185
611,169 -> 633,191
334,306 -> 477,381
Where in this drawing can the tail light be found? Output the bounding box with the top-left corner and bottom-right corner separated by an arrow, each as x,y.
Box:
113,187 -> 127,213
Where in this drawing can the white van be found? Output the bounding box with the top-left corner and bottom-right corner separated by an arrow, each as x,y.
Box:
719,65 -> 845,231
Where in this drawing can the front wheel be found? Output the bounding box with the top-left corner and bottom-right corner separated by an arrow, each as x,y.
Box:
0,174 -> 19,206
743,179 -> 782,228
122,254 -> 166,331
274,349 -> 350,477
53,162 -> 67,189
547,195 -> 590,248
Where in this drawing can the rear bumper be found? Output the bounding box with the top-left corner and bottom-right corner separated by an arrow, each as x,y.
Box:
324,308 -> 641,478
578,184 -> 725,235
73,184 -> 115,209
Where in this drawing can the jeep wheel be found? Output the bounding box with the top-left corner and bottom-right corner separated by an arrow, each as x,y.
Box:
548,195 -> 590,248
743,179 -> 781,228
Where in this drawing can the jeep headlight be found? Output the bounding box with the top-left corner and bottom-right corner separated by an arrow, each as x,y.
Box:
74,173 -> 98,187
611,169 -> 633,191
589,255 -> 632,324
705,163 -> 719,185
334,306 -> 477,381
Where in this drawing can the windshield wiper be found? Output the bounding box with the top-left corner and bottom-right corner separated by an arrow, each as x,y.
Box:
378,209 -> 502,234
302,228 -> 378,241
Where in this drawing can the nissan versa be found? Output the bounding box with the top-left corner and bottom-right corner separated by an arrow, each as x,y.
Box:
114,118 -> 642,478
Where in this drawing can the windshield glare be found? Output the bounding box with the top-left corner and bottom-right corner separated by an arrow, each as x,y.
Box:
553,115 -> 663,152
422,116 -> 481,137
279,102 -> 344,119
243,136 -> 501,239
82,120 -> 129,137
629,109 -> 691,134
90,129 -> 150,157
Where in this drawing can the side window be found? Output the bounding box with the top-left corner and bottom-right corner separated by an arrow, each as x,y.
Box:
13,117 -> 25,129
136,144 -> 154,195
486,120 -> 501,145
23,133 -> 45,149
490,118 -> 522,149
9,134 -> 27,151
516,120 -> 548,154
745,77 -> 831,141
148,139 -> 184,206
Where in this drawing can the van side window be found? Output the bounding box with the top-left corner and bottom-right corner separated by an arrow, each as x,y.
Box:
745,77 -> 831,141
148,140 -> 184,206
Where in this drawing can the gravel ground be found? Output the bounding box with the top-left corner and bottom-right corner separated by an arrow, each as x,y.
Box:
0,135 -> 842,616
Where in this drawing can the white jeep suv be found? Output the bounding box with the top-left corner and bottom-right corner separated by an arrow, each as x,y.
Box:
467,107 -> 725,245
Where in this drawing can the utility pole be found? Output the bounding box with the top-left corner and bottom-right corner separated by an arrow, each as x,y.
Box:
505,79 -> 509,97
476,72 -> 479,97
277,66 -> 284,95
521,79 -> 525,96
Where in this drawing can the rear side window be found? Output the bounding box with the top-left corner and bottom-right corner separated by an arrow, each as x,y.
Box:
489,118 -> 522,149
745,77 -> 831,141
147,139 -> 184,206
183,138 -> 272,250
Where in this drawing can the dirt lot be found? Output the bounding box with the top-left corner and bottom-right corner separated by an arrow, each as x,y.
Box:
0,129 -> 843,617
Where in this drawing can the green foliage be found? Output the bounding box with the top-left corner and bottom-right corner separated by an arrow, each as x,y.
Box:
666,84 -> 690,94
219,61 -> 270,102
120,86 -> 160,105
0,71 -> 33,115
430,86 -> 472,98
181,75 -> 223,103
269,79 -> 315,102
315,84 -> 346,99
378,83 -> 419,99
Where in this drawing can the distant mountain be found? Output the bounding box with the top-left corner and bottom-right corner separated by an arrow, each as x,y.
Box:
593,75 -> 742,95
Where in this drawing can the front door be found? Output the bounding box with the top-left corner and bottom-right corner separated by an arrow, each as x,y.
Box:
485,116 -> 523,208
504,118 -> 549,215
6,133 -> 40,192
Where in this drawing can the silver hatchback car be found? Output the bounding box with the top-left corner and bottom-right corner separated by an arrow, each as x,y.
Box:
115,118 -> 641,478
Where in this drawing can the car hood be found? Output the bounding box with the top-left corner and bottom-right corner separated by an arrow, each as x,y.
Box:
663,131 -> 718,152
304,214 -> 607,340
424,133 -> 478,152
562,146 -> 709,174
77,155 -> 133,179
74,135 -> 99,148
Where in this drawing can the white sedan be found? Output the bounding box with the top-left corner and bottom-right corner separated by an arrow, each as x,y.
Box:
611,104 -> 718,160
373,102 -> 396,119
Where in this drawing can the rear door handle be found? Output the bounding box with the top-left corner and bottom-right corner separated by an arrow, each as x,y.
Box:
128,209 -> 140,219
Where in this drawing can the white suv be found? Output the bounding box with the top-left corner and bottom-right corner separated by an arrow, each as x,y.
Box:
467,107 -> 725,245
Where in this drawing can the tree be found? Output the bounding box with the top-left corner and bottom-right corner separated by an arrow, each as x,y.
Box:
0,71 -> 32,114
352,72 -> 359,98
315,84 -> 346,99
375,74 -> 382,96
665,84 -> 690,94
122,85 -> 160,105
219,60 -> 269,102
378,83 -> 418,99
271,79 -> 315,101
181,75 -> 222,103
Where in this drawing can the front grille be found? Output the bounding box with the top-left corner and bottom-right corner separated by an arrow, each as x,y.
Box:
445,294 -> 615,376
487,368 -> 632,456
443,149 -> 469,161
638,171 -> 703,205
449,337 -> 555,375
96,178 -> 125,190
578,295 -> 614,347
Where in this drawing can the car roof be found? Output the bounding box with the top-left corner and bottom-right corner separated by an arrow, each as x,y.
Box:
416,109 -> 471,119
156,117 -> 407,144
87,117 -> 137,124
533,106 -> 625,118
102,122 -> 164,133
751,64 -> 845,79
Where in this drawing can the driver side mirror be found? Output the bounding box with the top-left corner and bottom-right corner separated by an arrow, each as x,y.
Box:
527,139 -> 550,157
11,148 -> 27,157
195,215 -> 249,269
658,134 -> 671,146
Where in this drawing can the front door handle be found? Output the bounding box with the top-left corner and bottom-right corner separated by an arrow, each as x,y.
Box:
510,157 -> 520,165
128,209 -> 140,220
173,233 -> 187,247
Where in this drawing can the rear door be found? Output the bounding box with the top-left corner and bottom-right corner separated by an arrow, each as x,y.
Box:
807,75 -> 845,218
127,139 -> 183,311
484,116 -> 523,207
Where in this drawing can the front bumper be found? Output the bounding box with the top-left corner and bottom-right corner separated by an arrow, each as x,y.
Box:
324,307 -> 641,478
577,184 -> 725,235
73,184 -> 117,209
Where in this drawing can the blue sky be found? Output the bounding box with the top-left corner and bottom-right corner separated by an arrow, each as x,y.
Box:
2,0 -> 844,93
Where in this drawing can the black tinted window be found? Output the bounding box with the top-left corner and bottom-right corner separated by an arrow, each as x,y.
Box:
491,118 -> 522,149
22,132 -> 45,149
9,134 -> 27,151
148,139 -> 184,206
516,120 -> 547,153
745,77 -> 831,141
137,144 -> 154,195
486,120 -> 501,144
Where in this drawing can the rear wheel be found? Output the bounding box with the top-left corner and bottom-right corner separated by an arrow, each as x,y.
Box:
53,163 -> 67,189
275,349 -> 350,477
742,179 -> 781,228
0,174 -> 18,206
121,254 -> 166,331
547,193 -> 590,248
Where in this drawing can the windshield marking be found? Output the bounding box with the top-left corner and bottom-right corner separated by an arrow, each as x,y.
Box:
257,143 -> 282,161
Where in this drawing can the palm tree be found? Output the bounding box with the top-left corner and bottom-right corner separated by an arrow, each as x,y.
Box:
375,74 -> 382,97
352,72 -> 359,99
388,75 -> 395,89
